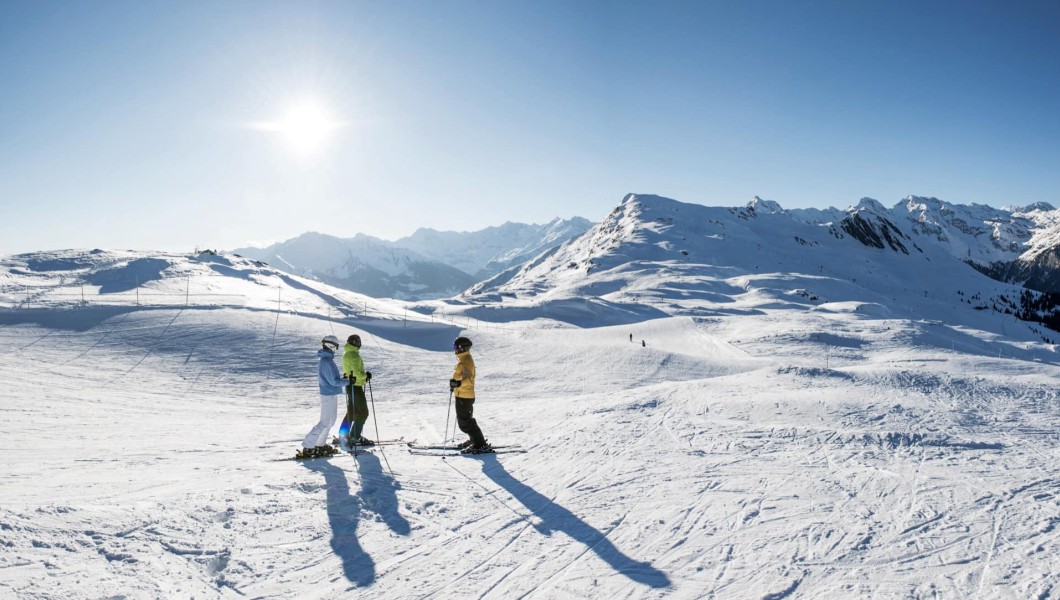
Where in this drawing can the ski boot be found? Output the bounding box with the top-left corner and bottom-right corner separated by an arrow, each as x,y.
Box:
462,442 -> 493,455
458,439 -> 475,450
295,447 -> 316,460
315,444 -> 338,456
351,437 -> 375,447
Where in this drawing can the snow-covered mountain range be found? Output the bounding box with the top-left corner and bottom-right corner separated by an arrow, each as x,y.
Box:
465,193 -> 1060,335
232,218 -> 592,300
393,217 -> 594,279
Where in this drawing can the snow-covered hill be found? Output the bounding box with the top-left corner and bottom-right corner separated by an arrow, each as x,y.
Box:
0,248 -> 435,328
232,218 -> 591,300
465,194 -> 1060,337
2,228 -> 1059,598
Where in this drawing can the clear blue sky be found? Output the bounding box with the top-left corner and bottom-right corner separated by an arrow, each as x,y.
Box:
1,0 -> 1058,254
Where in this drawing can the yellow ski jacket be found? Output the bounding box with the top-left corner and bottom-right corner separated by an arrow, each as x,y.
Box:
451,351 -> 476,399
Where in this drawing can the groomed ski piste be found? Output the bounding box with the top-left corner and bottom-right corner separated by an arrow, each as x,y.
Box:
2,206 -> 1059,599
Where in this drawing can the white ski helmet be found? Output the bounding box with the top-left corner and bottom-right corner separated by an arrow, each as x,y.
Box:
322,335 -> 340,350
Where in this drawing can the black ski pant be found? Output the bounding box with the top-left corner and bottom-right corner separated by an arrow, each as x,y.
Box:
339,384 -> 369,439
455,397 -> 486,446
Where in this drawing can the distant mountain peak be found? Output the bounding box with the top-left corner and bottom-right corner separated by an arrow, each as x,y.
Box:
852,197 -> 889,214
231,216 -> 591,299
1006,201 -> 1057,214
748,196 -> 785,214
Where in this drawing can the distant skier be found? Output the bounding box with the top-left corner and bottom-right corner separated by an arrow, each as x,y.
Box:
450,336 -> 490,453
341,334 -> 374,446
629,333 -> 633,342
641,339 -> 645,347
296,335 -> 349,459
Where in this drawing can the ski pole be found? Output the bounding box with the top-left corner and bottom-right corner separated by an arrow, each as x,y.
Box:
367,379 -> 393,476
444,389 -> 453,446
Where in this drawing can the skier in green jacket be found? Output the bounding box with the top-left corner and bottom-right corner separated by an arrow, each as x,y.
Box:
340,334 -> 374,446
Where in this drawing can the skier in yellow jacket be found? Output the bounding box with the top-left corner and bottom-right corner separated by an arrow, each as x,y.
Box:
449,336 -> 490,453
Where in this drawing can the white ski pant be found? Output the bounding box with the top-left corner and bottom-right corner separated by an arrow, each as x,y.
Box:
303,394 -> 338,448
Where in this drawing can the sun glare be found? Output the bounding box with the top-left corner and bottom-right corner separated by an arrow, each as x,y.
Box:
254,99 -> 345,158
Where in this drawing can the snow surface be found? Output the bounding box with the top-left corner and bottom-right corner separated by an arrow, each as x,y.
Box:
1,235 -> 1059,598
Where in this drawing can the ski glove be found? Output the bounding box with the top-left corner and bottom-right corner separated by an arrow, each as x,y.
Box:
449,379 -> 461,389
365,371 -> 372,381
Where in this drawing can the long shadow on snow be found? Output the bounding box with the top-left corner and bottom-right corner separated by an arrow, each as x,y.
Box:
463,297 -> 671,327
0,305 -> 141,331
355,452 -> 411,535
301,453 -> 411,587
84,257 -> 172,293
475,455 -> 672,589
301,459 -> 375,586
277,273 -> 347,309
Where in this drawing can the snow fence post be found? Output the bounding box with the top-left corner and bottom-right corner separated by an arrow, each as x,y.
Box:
135,276 -> 139,306
80,284 -> 85,306
404,308 -> 407,327
185,277 -> 190,307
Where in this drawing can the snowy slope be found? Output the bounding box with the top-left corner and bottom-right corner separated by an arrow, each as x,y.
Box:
0,249 -> 433,332
1,237 -> 1059,599
464,194 -> 1060,339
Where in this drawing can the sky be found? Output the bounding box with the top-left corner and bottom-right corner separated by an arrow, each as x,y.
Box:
1,0 -> 1059,254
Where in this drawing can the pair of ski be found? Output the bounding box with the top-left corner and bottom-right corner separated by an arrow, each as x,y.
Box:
279,438 -> 406,462
332,436 -> 408,449
406,442 -> 526,457
282,438 -> 527,461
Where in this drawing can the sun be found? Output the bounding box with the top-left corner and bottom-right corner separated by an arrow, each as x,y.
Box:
254,99 -> 346,158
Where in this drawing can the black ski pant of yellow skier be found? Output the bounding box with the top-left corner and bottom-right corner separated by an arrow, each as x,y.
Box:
455,397 -> 486,446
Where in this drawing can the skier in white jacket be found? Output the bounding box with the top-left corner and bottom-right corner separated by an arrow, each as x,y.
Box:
296,335 -> 349,459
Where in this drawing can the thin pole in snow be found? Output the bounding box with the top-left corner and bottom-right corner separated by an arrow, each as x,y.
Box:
367,380 -> 393,476
444,389 -> 454,446
185,277 -> 190,306
404,308 -> 407,327
135,276 -> 139,306
81,284 -> 85,305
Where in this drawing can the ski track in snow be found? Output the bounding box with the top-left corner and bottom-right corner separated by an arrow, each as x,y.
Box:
0,300 -> 1058,599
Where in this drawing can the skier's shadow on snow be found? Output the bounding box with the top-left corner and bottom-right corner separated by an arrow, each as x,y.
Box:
303,460 -> 375,586
476,455 -> 671,589
355,452 -> 411,536
301,454 -> 410,587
